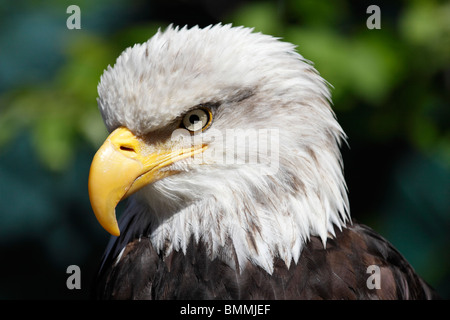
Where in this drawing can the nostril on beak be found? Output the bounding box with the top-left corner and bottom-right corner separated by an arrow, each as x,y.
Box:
120,146 -> 135,152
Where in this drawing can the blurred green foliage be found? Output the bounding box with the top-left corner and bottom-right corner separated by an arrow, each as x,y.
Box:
2,0 -> 448,171
1,34 -> 108,170
229,0 -> 450,164
0,0 -> 448,298
0,25 -> 162,171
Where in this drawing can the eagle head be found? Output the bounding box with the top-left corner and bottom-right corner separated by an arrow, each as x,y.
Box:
89,24 -> 349,273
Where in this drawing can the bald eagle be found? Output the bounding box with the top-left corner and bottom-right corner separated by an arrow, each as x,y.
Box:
89,24 -> 439,299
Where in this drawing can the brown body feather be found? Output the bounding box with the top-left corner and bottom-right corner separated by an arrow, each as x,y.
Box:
93,223 -> 439,300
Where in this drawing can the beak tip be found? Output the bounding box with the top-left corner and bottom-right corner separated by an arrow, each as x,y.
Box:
110,226 -> 121,237
94,208 -> 121,237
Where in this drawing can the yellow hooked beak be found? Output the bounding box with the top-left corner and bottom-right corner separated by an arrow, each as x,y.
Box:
88,127 -> 207,236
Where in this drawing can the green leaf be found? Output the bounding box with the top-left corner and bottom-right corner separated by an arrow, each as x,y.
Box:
226,1 -> 284,36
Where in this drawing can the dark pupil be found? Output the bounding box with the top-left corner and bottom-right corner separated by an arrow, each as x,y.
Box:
189,114 -> 200,124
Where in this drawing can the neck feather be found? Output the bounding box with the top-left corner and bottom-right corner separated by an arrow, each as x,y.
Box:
115,155 -> 349,274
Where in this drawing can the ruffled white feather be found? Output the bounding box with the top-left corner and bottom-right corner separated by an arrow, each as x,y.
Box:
98,24 -> 350,274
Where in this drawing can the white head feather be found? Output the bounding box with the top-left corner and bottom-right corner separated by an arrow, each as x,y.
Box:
98,24 -> 350,274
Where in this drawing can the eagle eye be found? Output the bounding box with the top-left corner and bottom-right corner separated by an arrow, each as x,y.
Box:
181,107 -> 212,132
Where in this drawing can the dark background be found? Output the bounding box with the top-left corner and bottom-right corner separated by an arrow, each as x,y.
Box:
0,0 -> 448,299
